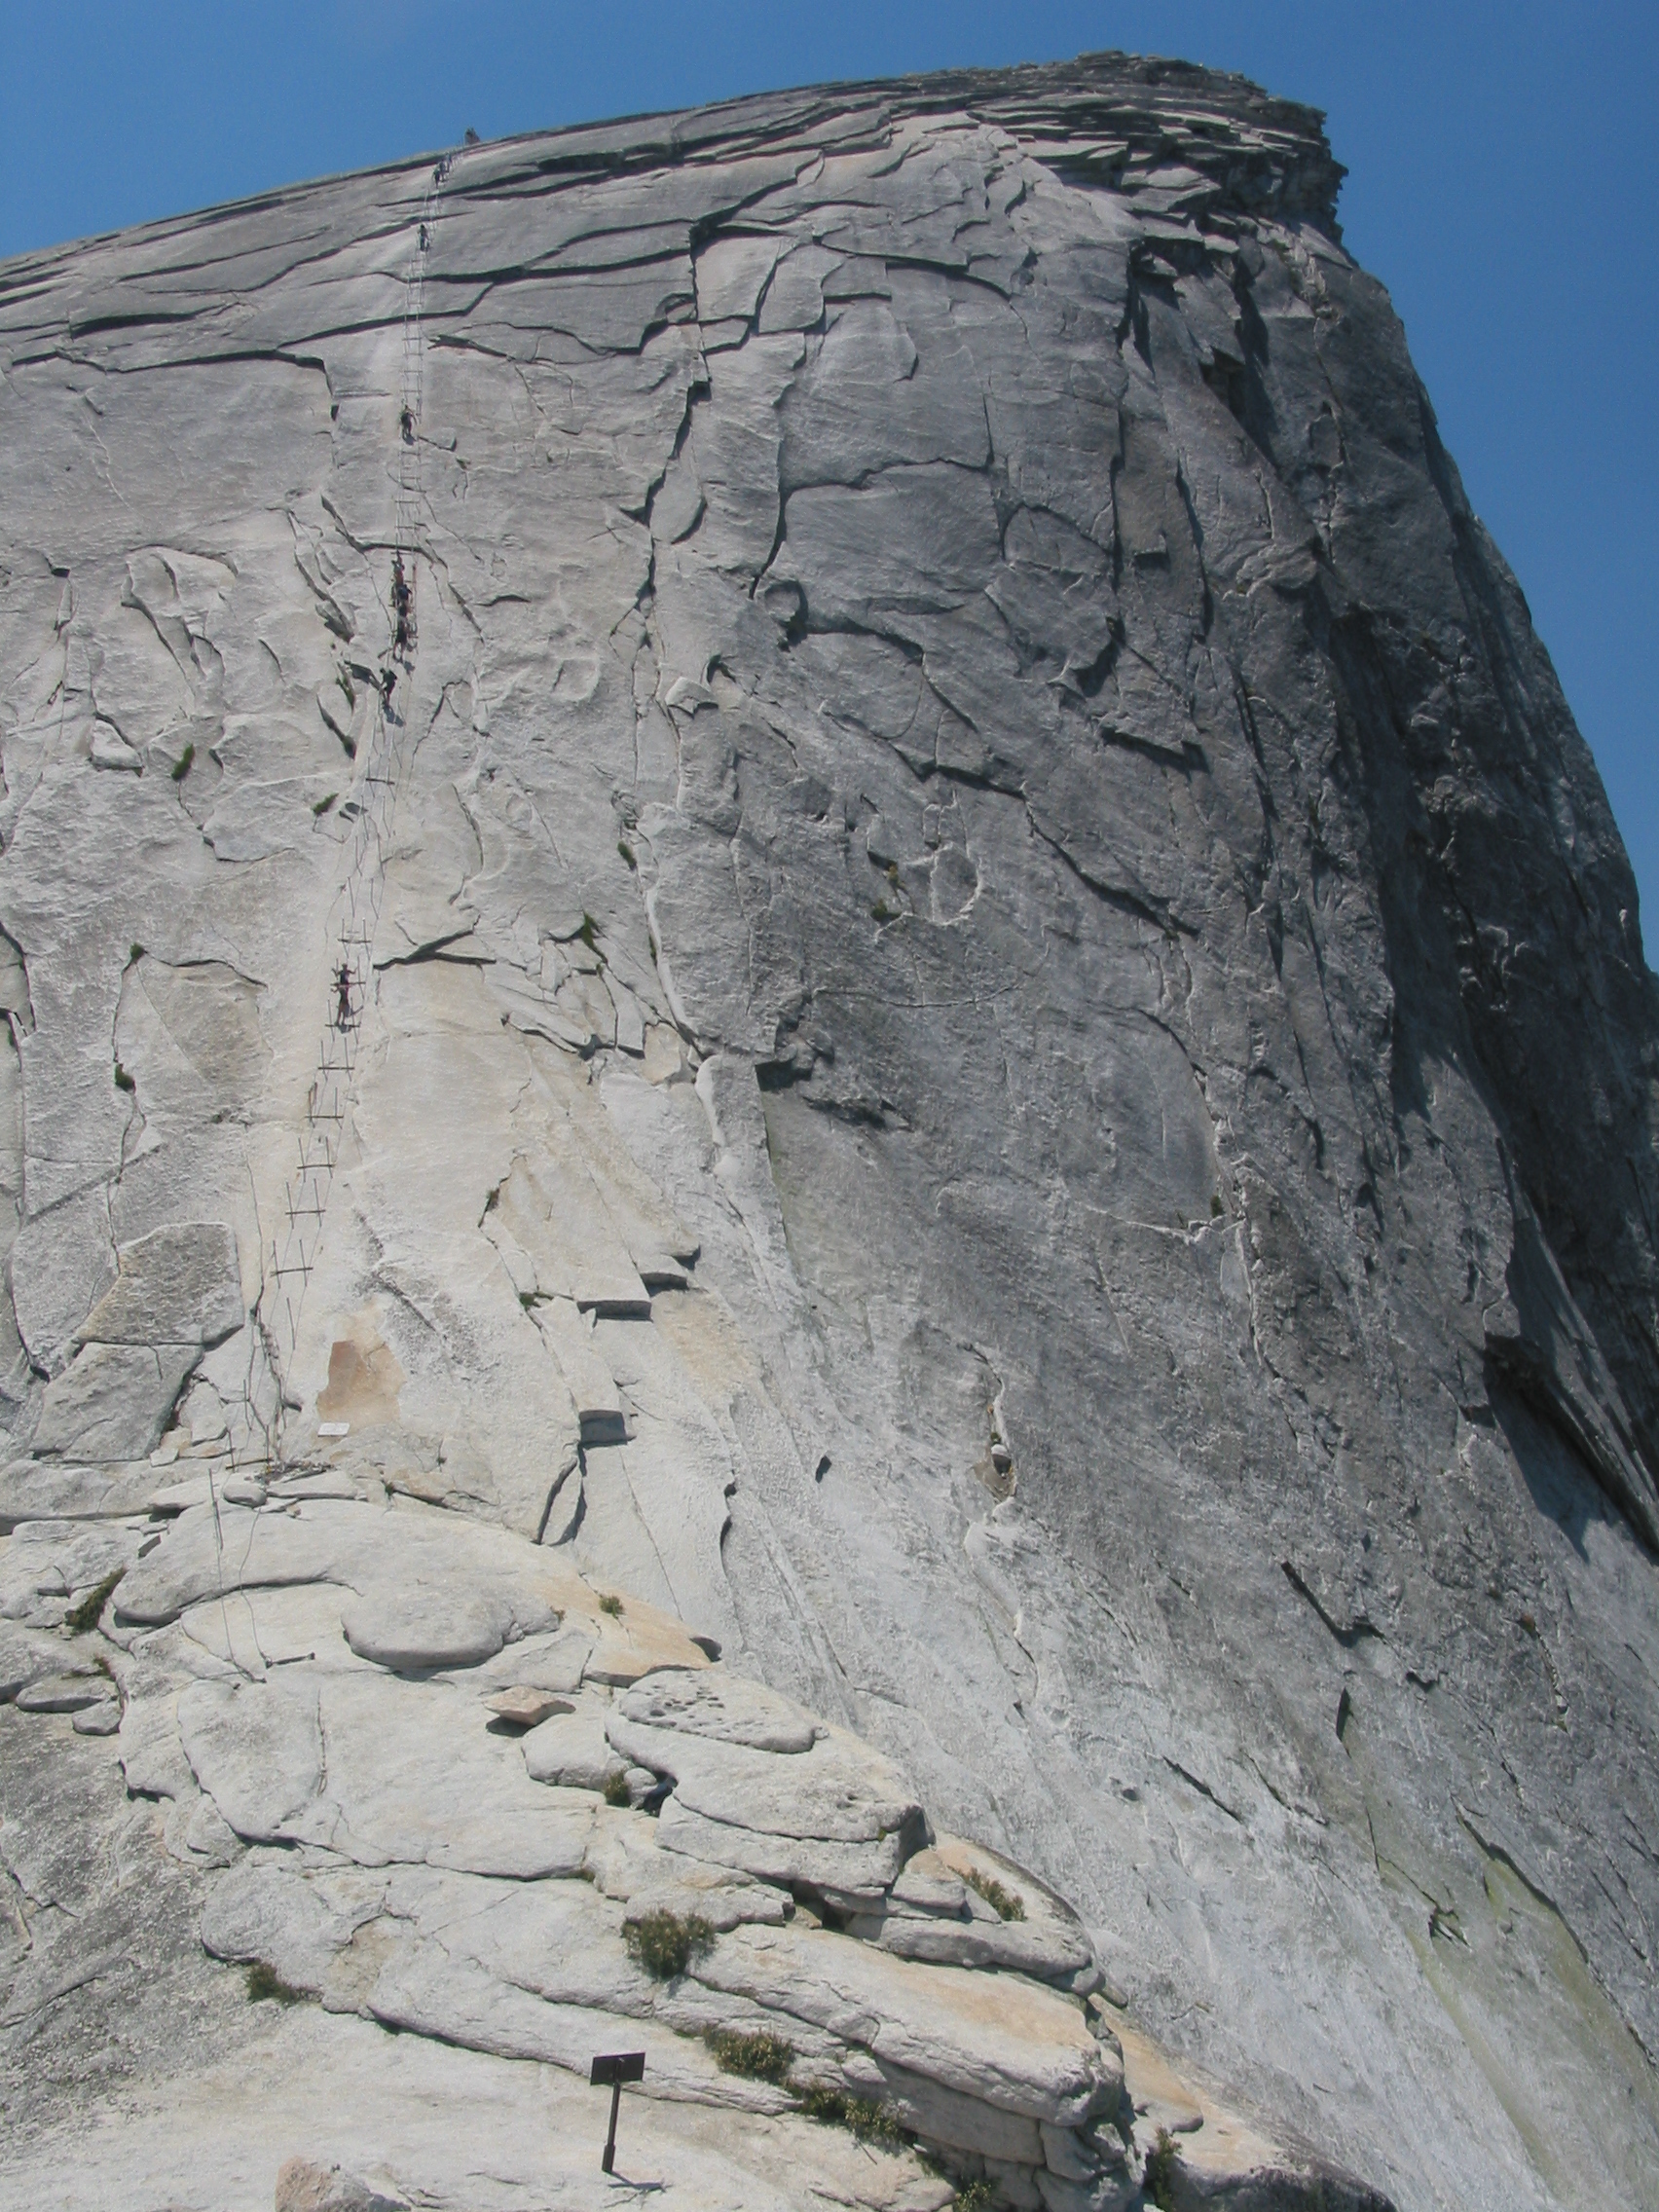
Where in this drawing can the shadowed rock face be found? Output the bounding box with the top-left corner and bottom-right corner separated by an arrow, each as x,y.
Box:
0,50 -> 1656,2212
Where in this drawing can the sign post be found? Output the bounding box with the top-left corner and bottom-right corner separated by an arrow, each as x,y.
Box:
590,2051 -> 645,2174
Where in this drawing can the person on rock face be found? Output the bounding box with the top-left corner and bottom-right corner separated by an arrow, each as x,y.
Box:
391,554 -> 412,653
335,964 -> 352,1028
381,666 -> 396,710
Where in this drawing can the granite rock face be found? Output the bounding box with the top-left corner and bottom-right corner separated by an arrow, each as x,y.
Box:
1,50 -> 1656,2212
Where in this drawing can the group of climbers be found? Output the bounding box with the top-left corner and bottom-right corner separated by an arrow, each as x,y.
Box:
366,163 -> 455,974
378,534 -> 416,722
391,550 -> 414,653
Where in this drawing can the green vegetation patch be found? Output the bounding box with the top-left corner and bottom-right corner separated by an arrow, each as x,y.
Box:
965,1867 -> 1026,1922
66,1568 -> 125,1634
1143,2125 -> 1180,2210
623,1908 -> 714,1980
800,2085 -> 906,2144
705,2027 -> 794,2083
602,1769 -> 632,1807
245,1961 -> 305,2006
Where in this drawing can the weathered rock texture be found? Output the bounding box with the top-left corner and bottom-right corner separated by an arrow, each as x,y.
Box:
1,50 -> 1656,2212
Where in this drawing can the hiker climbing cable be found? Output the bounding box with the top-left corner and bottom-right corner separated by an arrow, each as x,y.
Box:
249,142 -> 450,1404
391,552 -> 413,653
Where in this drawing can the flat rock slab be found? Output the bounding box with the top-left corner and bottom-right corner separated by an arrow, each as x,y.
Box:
583,1805 -> 793,1930
341,1585 -> 537,1672
618,1667 -> 822,1751
31,1342 -> 200,1463
468,1626 -> 594,1695
1,1517 -> 149,1620
657,1791 -> 913,1907
487,1685 -> 571,1728
888,1849 -> 971,1917
76,1222 -> 243,1348
180,1584 -> 365,1676
0,1622 -> 85,1700
113,1496 -> 708,1676
179,1668 -> 597,1878
203,1858 -> 390,1998
522,1703 -> 622,1790
16,1671 -> 117,1714
862,1836 -> 1098,1989
145,1472 -> 215,1516
72,1699 -> 124,1735
608,1708 -> 923,1845
865,1910 -> 1095,1986
691,1921 -> 1119,2133
0,1458 -> 163,1527
579,1604 -> 714,1686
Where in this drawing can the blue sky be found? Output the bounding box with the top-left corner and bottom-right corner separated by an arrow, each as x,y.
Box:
4,2 -> 1654,962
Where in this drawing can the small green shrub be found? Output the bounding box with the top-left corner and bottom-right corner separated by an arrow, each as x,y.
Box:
871,900 -> 894,922
800,2085 -> 905,2144
1209,1193 -> 1224,1218
602,1769 -> 632,1807
245,1961 -> 304,2006
597,1592 -> 624,1618
1144,2125 -> 1180,2210
577,913 -> 598,949
624,1908 -> 714,1980
67,1568 -> 125,1634
954,2184 -> 996,2212
113,1062 -> 135,1094
128,941 -> 145,965
312,792 -> 337,816
705,2027 -> 794,2083
170,742 -> 195,783
965,1867 -> 1025,1923
618,840 -> 637,869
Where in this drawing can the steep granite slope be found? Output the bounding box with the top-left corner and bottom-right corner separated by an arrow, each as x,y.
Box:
1,52 -> 1656,2212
